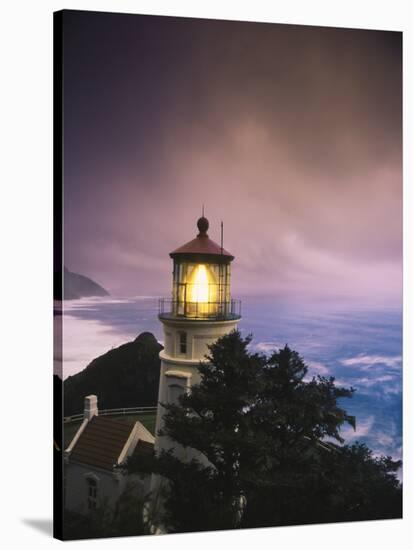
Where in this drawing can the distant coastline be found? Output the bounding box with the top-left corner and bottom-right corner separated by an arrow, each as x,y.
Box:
55,266 -> 109,300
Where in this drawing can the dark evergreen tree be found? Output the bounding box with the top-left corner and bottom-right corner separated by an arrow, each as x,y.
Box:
156,331 -> 264,531
242,345 -> 356,527
129,330 -> 402,532
312,442 -> 402,523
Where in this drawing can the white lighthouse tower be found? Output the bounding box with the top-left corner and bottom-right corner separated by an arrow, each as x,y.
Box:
153,215 -> 241,458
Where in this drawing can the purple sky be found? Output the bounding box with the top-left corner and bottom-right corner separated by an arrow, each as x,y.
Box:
63,11 -> 402,306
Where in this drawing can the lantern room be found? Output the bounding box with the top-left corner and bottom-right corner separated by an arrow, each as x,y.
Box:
159,216 -> 241,321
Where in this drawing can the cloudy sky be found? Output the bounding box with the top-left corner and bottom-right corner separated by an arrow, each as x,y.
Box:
63,11 -> 402,305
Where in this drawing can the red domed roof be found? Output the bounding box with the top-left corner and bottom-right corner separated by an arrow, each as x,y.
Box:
170,218 -> 234,261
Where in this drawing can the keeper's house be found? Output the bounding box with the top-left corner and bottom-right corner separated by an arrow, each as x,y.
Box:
64,395 -> 154,516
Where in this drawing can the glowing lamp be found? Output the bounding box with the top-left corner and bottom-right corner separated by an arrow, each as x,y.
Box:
187,264 -> 217,303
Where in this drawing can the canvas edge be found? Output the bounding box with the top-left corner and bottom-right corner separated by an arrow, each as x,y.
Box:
53,9 -> 64,542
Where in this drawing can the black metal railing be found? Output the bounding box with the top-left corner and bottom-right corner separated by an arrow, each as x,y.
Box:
158,298 -> 241,321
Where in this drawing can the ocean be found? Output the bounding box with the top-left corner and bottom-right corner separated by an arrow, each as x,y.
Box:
60,295 -> 402,468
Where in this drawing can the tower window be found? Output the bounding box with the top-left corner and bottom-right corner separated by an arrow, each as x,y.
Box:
179,331 -> 187,354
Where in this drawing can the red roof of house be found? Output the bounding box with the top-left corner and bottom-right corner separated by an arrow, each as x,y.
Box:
69,416 -> 133,471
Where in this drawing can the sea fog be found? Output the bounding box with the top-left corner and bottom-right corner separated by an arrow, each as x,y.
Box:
58,295 -> 402,468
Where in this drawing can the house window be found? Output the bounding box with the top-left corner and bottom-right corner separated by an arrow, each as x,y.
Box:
178,331 -> 187,354
86,477 -> 98,511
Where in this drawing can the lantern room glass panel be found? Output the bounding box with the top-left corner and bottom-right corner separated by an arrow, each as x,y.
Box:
172,260 -> 231,319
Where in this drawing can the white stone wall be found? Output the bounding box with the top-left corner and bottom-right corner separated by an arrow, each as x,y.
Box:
65,463 -> 151,517
64,462 -> 126,516
160,318 -> 239,361
64,420 -> 155,517
154,317 -> 239,455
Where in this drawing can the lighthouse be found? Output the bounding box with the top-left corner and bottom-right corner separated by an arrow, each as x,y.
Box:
154,215 -> 241,458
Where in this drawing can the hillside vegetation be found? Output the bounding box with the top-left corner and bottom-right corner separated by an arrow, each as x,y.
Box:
64,332 -> 161,416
